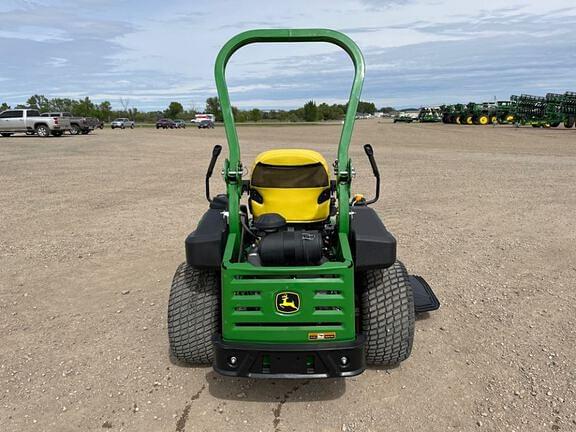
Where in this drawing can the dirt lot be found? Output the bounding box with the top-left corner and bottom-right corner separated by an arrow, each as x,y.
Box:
1,122 -> 575,432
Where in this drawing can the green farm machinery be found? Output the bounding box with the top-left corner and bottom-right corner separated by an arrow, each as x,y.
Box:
511,93 -> 575,128
441,92 -> 575,128
494,100 -> 517,124
559,92 -> 576,128
510,95 -> 545,127
417,107 -> 442,123
441,104 -> 465,124
441,102 -> 494,125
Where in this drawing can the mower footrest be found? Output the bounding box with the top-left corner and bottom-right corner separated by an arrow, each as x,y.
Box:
410,275 -> 440,313
213,335 -> 365,379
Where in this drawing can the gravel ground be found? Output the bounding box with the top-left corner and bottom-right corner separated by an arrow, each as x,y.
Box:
1,121 -> 575,432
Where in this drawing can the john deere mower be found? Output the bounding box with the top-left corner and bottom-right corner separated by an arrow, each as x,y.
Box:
168,29 -> 440,379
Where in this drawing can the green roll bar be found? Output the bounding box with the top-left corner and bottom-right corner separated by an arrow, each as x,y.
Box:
214,29 -> 365,241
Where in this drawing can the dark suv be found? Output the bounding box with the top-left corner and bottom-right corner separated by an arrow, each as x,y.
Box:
198,119 -> 215,129
156,118 -> 176,129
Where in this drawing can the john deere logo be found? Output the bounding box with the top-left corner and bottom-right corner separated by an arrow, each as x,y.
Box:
275,292 -> 300,314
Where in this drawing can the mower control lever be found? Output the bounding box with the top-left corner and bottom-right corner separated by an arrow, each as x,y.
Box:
206,145 -> 223,202
363,144 -> 380,204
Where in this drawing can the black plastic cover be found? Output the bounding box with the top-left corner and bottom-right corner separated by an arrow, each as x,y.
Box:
410,275 -> 440,313
253,213 -> 286,233
350,206 -> 396,270
185,207 -> 227,268
210,194 -> 228,210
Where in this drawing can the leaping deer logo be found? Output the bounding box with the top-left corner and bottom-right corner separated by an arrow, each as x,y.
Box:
276,292 -> 300,313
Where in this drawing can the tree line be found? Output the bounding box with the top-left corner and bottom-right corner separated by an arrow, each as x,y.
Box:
205,97 -> 393,122
0,95 -> 395,123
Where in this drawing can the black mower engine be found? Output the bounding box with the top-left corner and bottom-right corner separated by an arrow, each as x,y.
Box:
246,213 -> 327,267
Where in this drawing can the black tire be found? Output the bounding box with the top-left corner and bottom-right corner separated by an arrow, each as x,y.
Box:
70,124 -> 81,135
1,133 -> 13,137
35,124 -> 50,138
130,124 -> 134,129
359,261 -> 415,366
564,116 -> 574,128
168,263 -> 219,364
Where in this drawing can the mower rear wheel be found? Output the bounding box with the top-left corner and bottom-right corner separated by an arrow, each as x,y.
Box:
168,263 -> 219,364
359,261 -> 415,366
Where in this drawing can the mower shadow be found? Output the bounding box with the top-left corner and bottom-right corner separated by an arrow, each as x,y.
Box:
205,370 -> 346,402
169,353 -> 346,401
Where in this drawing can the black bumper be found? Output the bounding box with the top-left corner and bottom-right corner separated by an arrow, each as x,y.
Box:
213,335 -> 366,379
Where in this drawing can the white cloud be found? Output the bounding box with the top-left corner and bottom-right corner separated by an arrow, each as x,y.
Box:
0,0 -> 575,110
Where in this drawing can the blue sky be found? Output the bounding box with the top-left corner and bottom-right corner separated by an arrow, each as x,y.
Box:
0,0 -> 575,111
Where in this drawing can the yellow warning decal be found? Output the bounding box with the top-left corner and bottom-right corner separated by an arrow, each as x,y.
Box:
308,332 -> 336,340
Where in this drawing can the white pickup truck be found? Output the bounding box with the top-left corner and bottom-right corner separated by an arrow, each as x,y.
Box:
0,109 -> 71,137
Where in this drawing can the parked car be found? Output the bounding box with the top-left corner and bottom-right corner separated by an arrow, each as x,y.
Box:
0,109 -> 71,137
111,118 -> 135,129
85,117 -> 102,131
41,112 -> 97,135
156,118 -> 176,129
197,119 -> 215,129
173,119 -> 186,129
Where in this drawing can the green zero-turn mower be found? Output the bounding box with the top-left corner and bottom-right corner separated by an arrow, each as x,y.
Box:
167,29 -> 440,379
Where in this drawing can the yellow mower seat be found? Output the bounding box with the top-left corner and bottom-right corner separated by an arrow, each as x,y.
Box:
250,149 -> 331,223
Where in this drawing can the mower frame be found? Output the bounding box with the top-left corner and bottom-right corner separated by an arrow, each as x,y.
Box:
212,29 -> 366,375
215,29 -> 364,241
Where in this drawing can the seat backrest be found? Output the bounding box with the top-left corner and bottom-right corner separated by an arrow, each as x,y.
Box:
250,149 -> 331,223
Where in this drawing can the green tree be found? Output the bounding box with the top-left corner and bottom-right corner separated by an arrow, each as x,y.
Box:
26,95 -> 51,111
98,101 -> 112,120
0,102 -> 9,111
303,100 -> 319,122
49,98 -> 74,112
380,106 -> 396,114
249,108 -> 262,122
205,97 -> 222,122
72,97 -> 96,117
166,101 -> 184,119
357,100 -> 376,115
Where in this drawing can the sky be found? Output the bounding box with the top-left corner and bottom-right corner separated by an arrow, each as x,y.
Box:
0,0 -> 575,111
